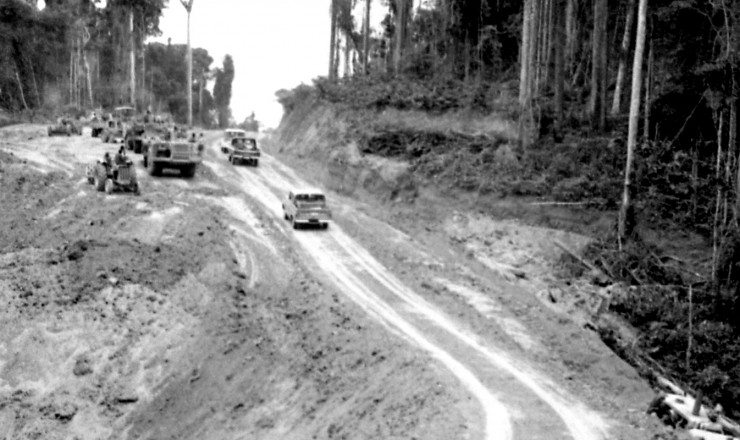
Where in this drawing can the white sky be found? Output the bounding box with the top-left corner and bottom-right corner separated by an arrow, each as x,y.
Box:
151,0 -> 334,128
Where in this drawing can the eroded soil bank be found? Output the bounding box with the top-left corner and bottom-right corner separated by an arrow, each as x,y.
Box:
0,126 -> 471,440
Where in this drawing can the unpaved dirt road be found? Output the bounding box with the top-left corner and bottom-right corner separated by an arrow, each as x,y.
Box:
0,124 -> 631,440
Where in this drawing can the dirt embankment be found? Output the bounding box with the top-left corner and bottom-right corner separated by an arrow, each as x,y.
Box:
266,98 -> 687,439
0,129 -> 468,440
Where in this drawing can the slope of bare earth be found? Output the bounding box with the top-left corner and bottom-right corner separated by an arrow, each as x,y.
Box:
0,126 -> 471,440
267,101 -> 682,439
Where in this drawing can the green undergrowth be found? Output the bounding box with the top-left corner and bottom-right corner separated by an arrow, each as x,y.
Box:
277,82 -> 737,416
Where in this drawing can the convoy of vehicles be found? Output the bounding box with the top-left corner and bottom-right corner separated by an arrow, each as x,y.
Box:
282,188 -> 332,229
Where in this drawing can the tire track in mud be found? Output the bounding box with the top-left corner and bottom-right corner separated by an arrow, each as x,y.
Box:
202,144 -> 611,440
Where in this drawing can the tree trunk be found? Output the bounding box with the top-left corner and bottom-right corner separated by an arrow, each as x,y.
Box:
329,0 -> 338,80
186,10 -> 192,126
553,0 -> 566,139
362,0 -> 370,75
643,38 -> 653,141
82,41 -> 93,107
15,66 -> 29,111
590,0 -> 608,130
343,33 -> 351,77
129,8 -> 135,107
393,0 -> 408,75
611,0 -> 635,115
618,0 -> 648,247
712,111 -> 724,287
565,0 -> 577,68
519,0 -> 536,149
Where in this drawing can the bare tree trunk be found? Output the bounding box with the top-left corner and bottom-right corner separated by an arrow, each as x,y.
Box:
15,66 -> 29,111
565,0 -> 577,68
393,0 -> 408,75
362,0 -> 370,75
82,32 -> 93,108
185,10 -> 192,125
198,76 -> 203,125
129,8 -> 135,107
519,0 -> 536,149
643,38 -> 653,141
712,111 -> 724,287
611,0 -> 635,115
590,0 -> 608,130
618,0 -> 648,247
343,34 -> 351,77
553,0 -> 566,138
725,102 -> 735,226
329,0 -> 338,80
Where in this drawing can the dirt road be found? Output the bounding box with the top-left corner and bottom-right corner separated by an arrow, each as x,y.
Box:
0,124 -> 630,440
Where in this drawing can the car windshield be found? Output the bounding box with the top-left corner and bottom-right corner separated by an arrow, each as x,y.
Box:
295,194 -> 325,204
227,131 -> 246,139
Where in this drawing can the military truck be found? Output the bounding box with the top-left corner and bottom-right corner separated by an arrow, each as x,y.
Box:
142,127 -> 204,178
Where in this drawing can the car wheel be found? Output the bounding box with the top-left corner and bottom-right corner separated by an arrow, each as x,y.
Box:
322,223 -> 329,230
105,178 -> 113,194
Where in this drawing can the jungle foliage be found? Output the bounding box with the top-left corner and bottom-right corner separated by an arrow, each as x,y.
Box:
0,0 -> 231,125
278,0 -> 740,416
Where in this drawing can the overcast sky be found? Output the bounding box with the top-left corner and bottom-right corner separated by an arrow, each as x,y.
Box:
151,0 -> 337,128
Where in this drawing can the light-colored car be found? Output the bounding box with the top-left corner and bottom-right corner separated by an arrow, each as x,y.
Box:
220,129 -> 247,154
282,189 -> 332,230
227,137 -> 260,166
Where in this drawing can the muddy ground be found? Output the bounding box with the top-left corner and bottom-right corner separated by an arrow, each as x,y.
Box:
0,123 -> 680,440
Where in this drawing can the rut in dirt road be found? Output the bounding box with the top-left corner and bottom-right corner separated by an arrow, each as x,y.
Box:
204,146 -> 611,440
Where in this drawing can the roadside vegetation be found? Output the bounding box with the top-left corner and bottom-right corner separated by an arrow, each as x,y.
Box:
0,0 -> 234,125
278,0 -> 740,418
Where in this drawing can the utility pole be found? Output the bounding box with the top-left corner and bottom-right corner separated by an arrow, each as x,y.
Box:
180,0 -> 194,127
129,8 -> 135,108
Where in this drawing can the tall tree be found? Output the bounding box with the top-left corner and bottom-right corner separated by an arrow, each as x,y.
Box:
553,0 -> 566,139
611,0 -> 636,115
213,54 -> 234,128
519,0 -> 537,148
362,0 -> 370,74
589,0 -> 608,130
393,0 -> 410,75
329,0 -> 338,80
618,0 -> 648,246
180,0 -> 194,126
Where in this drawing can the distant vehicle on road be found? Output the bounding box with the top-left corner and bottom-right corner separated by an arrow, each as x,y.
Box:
142,128 -> 203,178
112,106 -> 136,121
47,118 -> 81,136
227,137 -> 260,166
282,189 -> 332,230
220,128 -> 247,153
101,120 -> 124,143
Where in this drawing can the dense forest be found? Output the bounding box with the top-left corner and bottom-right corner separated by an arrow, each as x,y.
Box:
295,0 -> 740,416
0,0 -> 233,126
